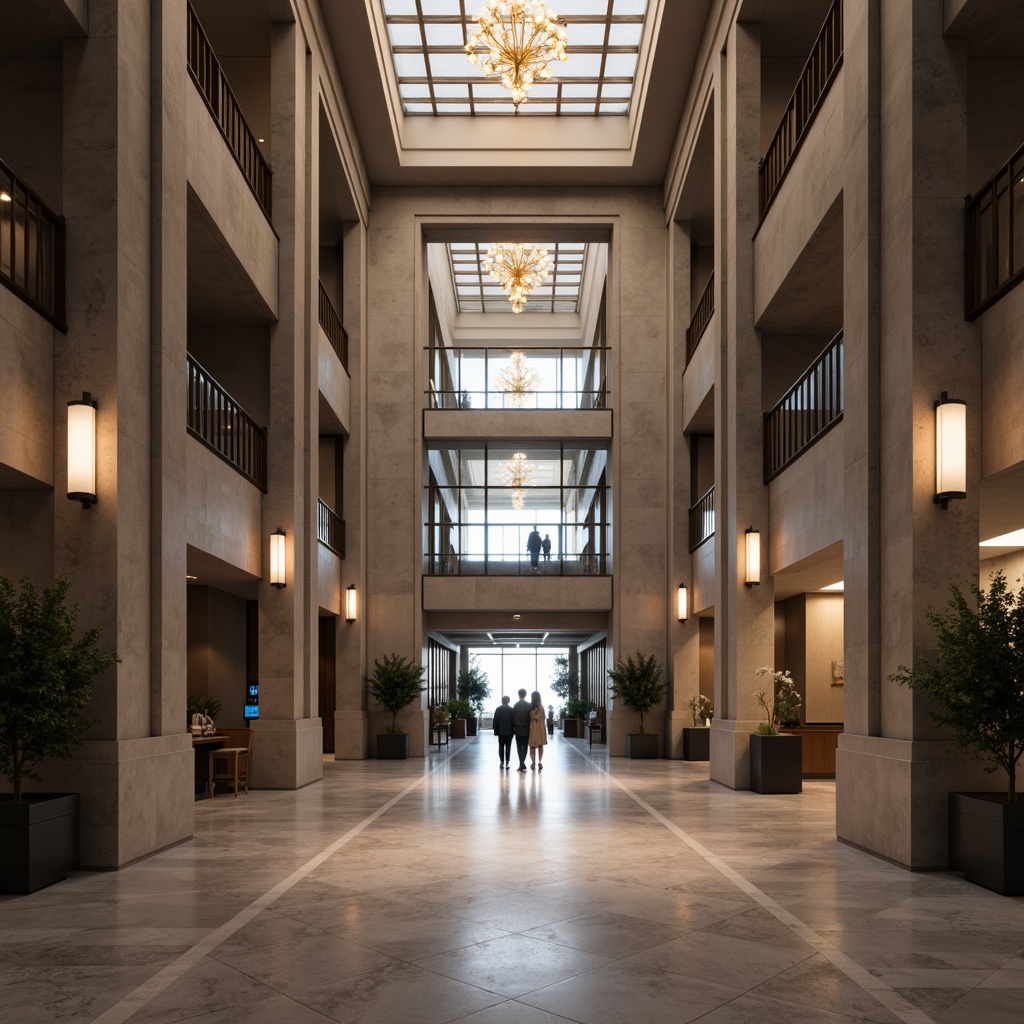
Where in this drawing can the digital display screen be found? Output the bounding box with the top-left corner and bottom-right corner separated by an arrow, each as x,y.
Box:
243,704 -> 260,719
248,683 -> 259,699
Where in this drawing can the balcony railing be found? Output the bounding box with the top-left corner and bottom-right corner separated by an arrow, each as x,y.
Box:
187,354 -> 267,491
186,3 -> 272,218
425,346 -> 610,410
428,528 -> 609,578
688,485 -> 715,552
0,157 -> 65,329
317,498 -> 345,558
318,280 -> 349,370
965,141 -> 1024,320
686,272 -> 714,364
758,0 -> 843,222
763,329 -> 844,482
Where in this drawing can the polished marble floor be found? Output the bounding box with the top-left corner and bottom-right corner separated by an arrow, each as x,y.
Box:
2,733 -> 1023,1024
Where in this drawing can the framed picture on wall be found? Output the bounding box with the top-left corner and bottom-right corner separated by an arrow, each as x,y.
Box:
831,660 -> 844,686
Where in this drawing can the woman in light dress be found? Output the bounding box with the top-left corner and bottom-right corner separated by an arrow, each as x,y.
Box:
528,690 -> 547,770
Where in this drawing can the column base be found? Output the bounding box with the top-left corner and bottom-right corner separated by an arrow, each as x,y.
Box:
664,710 -> 699,759
250,718 -> 323,789
333,710 -> 370,759
709,719 -> 763,789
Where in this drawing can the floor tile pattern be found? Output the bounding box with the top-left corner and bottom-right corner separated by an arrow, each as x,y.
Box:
2,734 -> 1023,1023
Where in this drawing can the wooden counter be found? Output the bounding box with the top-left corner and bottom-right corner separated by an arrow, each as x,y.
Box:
778,725 -> 843,777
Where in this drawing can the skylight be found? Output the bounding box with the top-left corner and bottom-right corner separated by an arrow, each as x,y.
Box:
381,0 -> 648,116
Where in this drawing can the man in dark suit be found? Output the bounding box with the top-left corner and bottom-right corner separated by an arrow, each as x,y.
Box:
492,695 -> 514,770
512,688 -> 532,771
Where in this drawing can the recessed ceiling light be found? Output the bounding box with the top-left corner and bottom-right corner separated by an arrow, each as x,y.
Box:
513,613 -> 521,620
820,581 -> 844,591
186,574 -> 198,581
980,529 -> 1024,547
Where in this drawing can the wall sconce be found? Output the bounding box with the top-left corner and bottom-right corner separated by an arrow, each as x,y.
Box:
677,583 -> 688,623
269,529 -> 287,588
744,527 -> 760,587
345,583 -> 357,623
934,392 -> 966,509
67,392 -> 97,509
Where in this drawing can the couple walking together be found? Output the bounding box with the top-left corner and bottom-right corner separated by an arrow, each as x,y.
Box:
492,689 -> 546,771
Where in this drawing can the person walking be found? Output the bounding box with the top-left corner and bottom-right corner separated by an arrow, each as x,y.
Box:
528,690 -> 547,770
542,534 -> 552,561
512,688 -> 532,771
492,695 -> 514,770
526,527 -> 542,573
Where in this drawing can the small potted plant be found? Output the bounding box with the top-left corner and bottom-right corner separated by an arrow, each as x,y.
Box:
457,661 -> 490,737
186,692 -> 222,732
0,575 -> 119,894
607,651 -> 666,758
445,698 -> 473,739
750,667 -> 802,793
365,654 -> 426,759
562,697 -> 596,738
890,571 -> 1024,895
682,693 -> 713,761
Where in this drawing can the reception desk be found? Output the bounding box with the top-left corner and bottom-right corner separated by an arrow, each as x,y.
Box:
778,725 -> 843,777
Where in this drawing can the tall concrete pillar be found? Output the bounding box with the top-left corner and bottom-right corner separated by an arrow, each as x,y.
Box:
836,0 -> 986,867
254,19 -> 322,788
709,20 -> 774,789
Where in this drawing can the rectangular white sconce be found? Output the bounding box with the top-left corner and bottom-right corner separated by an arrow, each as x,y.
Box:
270,529 -> 287,588
345,583 -> 357,623
67,393 -> 97,508
934,392 -> 966,509
744,527 -> 760,587
677,583 -> 688,622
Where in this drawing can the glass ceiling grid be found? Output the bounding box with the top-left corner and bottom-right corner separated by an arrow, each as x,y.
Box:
382,0 -> 646,116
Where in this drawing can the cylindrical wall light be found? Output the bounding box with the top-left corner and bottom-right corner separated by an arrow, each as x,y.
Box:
67,392 -> 97,508
934,392 -> 967,509
677,583 -> 688,623
345,583 -> 357,623
269,529 -> 287,588
744,527 -> 761,587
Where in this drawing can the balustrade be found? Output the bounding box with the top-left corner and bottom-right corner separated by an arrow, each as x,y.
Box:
318,281 -> 349,370
317,498 -> 345,558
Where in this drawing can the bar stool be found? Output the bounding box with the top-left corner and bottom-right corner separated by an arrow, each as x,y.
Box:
208,729 -> 254,798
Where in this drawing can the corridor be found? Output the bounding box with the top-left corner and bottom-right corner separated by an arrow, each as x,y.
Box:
2,734 -> 1023,1024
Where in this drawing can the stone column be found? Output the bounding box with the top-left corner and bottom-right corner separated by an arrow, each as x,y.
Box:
709,20 -> 774,789
836,0 -> 986,867
254,20 -> 322,788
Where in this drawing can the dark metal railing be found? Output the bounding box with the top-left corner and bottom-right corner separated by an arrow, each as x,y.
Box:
965,140 -> 1024,320
0,157 -> 65,329
763,329 -> 844,482
686,272 -> 714,363
688,485 -> 715,552
186,3 -> 272,218
317,498 -> 346,558
758,0 -> 843,221
186,354 -> 267,491
318,280 -> 349,370
429,547 -> 609,578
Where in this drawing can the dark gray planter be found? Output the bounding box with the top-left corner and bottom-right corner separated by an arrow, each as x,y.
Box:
626,733 -> 659,759
466,717 -> 478,737
562,718 -> 581,738
949,792 -> 1024,895
450,718 -> 466,739
375,734 -> 410,759
682,727 -> 710,761
0,793 -> 80,895
749,734 -> 802,793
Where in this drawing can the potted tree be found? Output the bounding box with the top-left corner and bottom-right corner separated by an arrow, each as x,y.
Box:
0,575 -> 119,894
890,571 -> 1024,895
550,656 -> 576,733
456,661 -> 490,736
445,698 -> 473,739
682,693 -> 713,761
750,667 -> 802,793
563,697 -> 596,738
607,651 -> 666,758
365,654 -> 426,759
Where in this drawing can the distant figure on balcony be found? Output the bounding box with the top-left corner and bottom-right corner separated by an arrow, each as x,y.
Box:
526,527 -> 542,573
542,534 -> 552,561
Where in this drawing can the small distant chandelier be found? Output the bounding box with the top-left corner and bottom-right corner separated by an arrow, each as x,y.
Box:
494,350 -> 542,406
483,242 -> 553,313
499,451 -> 537,509
465,1 -> 568,112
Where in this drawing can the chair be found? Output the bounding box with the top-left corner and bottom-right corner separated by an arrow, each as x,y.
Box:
208,728 -> 254,798
587,708 -> 606,748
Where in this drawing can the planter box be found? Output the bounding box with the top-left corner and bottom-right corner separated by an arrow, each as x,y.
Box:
466,717 -> 478,737
949,792 -> 1024,896
626,733 -> 659,759
749,734 -> 802,793
0,793 -> 80,895
682,727 -> 710,761
375,734 -> 410,759
450,718 -> 466,739
562,718 -> 581,738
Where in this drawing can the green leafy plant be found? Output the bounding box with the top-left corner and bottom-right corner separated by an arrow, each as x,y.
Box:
365,654 -> 426,734
444,697 -> 473,720
550,655 -> 577,703
0,575 -> 119,803
564,697 -> 596,720
890,571 -> 1024,801
187,691 -> 223,723
686,693 -> 713,727
607,651 -> 665,735
456,661 -> 491,717
754,666 -> 801,735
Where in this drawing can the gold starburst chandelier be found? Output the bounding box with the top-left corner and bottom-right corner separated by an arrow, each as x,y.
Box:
483,242 -> 553,313
493,350 -> 542,406
499,451 -> 537,509
465,1 -> 568,112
